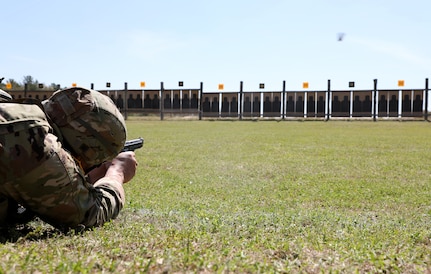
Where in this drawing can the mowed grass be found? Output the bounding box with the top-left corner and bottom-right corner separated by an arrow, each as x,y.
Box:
1,120 -> 431,273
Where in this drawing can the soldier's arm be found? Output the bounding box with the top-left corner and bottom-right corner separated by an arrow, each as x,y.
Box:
79,152 -> 137,227
86,152 -> 137,185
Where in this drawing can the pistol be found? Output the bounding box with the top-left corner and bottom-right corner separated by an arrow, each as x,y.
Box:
121,137 -> 144,152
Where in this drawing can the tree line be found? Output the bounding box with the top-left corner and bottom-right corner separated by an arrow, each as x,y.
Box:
0,75 -> 61,91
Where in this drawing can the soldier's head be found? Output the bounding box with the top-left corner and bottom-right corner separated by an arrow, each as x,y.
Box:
42,87 -> 127,171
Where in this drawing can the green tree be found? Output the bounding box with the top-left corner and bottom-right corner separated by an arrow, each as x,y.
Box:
11,78 -> 21,88
1,78 -> 22,90
49,83 -> 61,90
22,75 -> 39,90
0,76 -> 61,90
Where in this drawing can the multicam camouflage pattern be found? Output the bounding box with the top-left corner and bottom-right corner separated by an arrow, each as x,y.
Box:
42,87 -> 127,171
0,101 -> 125,228
0,90 -> 12,222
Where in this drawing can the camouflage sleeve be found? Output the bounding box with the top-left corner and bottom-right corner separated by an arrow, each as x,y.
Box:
0,130 -> 126,229
33,136 -> 127,229
0,102 -> 126,229
79,177 -> 125,228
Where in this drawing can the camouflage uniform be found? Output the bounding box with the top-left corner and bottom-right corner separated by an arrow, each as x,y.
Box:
0,89 -> 12,224
0,88 -> 127,229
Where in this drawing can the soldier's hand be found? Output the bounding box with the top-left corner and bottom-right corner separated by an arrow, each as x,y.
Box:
105,151 -> 138,184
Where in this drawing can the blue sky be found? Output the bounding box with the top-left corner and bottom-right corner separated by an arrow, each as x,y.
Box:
3,0 -> 430,91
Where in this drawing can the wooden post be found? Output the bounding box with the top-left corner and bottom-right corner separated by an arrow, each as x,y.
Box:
325,80 -> 330,121
160,82 -> 164,120
373,79 -> 378,121
425,78 -> 429,121
199,82 -> 203,120
124,82 -> 128,120
239,81 -> 243,120
282,80 -> 286,120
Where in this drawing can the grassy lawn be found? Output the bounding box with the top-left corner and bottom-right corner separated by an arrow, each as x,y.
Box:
1,120 -> 431,273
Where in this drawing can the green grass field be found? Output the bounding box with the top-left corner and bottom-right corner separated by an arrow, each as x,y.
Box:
1,120 -> 431,273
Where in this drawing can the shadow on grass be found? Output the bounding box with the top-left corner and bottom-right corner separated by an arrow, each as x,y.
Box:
0,218 -> 88,244
0,224 -> 58,243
